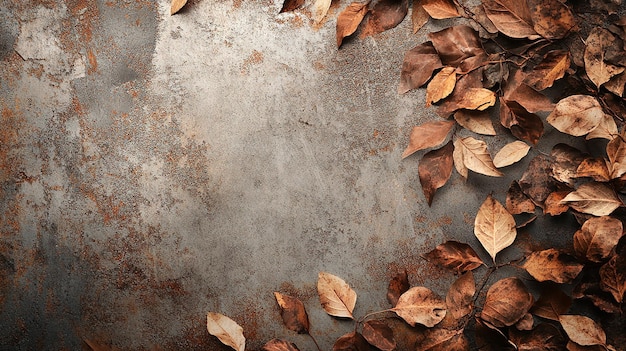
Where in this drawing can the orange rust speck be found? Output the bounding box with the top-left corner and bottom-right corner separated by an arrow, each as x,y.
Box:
87,50 -> 98,74
241,50 -> 264,74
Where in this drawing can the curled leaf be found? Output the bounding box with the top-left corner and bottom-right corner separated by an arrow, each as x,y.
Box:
392,287 -> 447,327
474,194 -> 517,263
522,249 -> 583,283
398,42 -> 443,94
206,312 -> 246,351
317,272 -> 357,319
419,141 -> 454,206
455,88 -> 496,111
426,67 -> 456,106
424,240 -> 484,273
499,99 -> 544,145
481,277 -> 534,328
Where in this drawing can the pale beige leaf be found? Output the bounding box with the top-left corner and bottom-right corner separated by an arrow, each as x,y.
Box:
402,120 -> 455,158
422,0 -> 459,19
587,114 -> 618,140
311,0 -> 332,23
561,182 -> 622,216
493,141 -> 530,168
585,27 -> 625,88
171,0 -> 188,14
426,67 -> 456,107
207,312 -> 246,351
456,137 -> 503,177
453,138 -> 469,179
559,315 -> 607,347
607,135 -> 626,179
456,88 -> 496,111
547,95 -> 604,136
474,194 -> 516,263
392,287 -> 446,327
482,0 -> 539,39
336,2 -> 370,47
454,110 -> 496,136
317,272 -> 357,319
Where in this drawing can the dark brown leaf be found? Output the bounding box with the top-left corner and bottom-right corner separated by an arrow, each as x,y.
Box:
509,323 -> 566,351
419,141 -> 454,206
280,0 -> 305,13
414,328 -> 469,351
506,181 -> 536,215
428,25 -> 484,67
525,51 -> 571,91
527,0 -> 577,40
599,253 -> 626,303
584,27 -> 625,88
482,0 -> 539,39
522,249 -> 584,283
398,42 -> 443,94
333,331 -> 372,351
412,0 -> 430,33
337,2 -> 370,47
519,154 -> 559,207
421,0 -> 459,19
444,271 -> 475,324
402,120 -> 455,158
362,320 -> 395,351
500,99 -> 544,145
263,339 -> 301,351
514,313 -> 534,331
481,277 -> 534,328
274,292 -> 310,334
551,144 -> 586,186
475,319 -> 517,351
544,190 -> 571,216
574,216 -> 623,262
531,285 -> 572,321
504,71 -> 555,113
576,158 -> 611,182
424,240 -> 485,273
360,0 -> 409,38
387,270 -> 410,307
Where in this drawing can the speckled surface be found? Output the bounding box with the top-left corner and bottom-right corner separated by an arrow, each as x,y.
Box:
0,1 -> 585,350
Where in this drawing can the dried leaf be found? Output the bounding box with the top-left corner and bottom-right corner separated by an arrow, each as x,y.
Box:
475,319 -> 517,351
481,277 -> 534,328
506,181 -> 536,215
445,271 -> 475,321
426,67 -> 456,106
424,241 -> 484,273
206,312 -> 245,351
504,70 -> 555,113
559,315 -> 606,347
437,70 -> 485,117
387,270 -> 410,307
524,51 -> 571,91
599,253 -> 626,303
455,137 -> 503,177
474,194 -> 517,263
499,100 -> 544,145
280,0 -> 305,13
398,42 -> 443,94
527,0 -> 577,39
566,341 -> 610,351
531,286 -> 572,321
392,287 -> 447,327
317,272 -> 357,319
587,114 -> 618,140
333,331 -> 371,351
454,110 -> 496,136
576,158 -> 611,182
402,120 -> 455,158
171,0 -> 187,14
573,216 -> 623,262
83,339 -> 117,351
455,88 -> 496,111
414,328 -> 468,351
519,154 -> 559,207
551,144 -> 587,186
547,95 -> 604,137
544,190 -> 571,216
263,339 -> 301,351
412,0 -> 430,33
274,292 -> 310,334
514,313 -> 534,331
311,0 -> 332,23
493,141 -> 531,168
522,249 -> 584,283
584,27 -> 625,88
607,134 -> 626,179
509,323 -> 566,350
561,183 -> 622,216
453,138 -> 469,179
360,0 -> 409,38
419,141 -> 454,206
428,25 -> 484,67
337,2 -> 370,47
422,0 -> 459,19
482,0 -> 539,39
604,71 -> 626,97
362,320 -> 395,351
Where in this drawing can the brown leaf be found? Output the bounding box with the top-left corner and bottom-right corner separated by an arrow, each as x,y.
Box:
493,141 -> 531,168
562,183 -> 622,216
607,134 -> 626,179
421,0 -> 459,19
483,59 -> 510,88
398,42 -> 443,94
83,339 -> 117,351
453,138 -> 469,179
544,190 -> 571,216
525,50 -> 571,91
475,319 -> 517,351
419,141 -> 454,206
428,25 -> 484,67
499,100 -> 544,145
514,313 -> 534,331
317,272 -> 357,319
414,328 -> 469,351
454,110 -> 496,136
454,137 -> 503,177
471,4 -> 499,36
171,0 -> 187,14
531,285 -> 572,321
482,0 -> 539,39
559,315 -> 607,347
519,154 -> 560,207
445,271 -> 475,322
604,71 -> 626,97
455,88 -> 496,111
585,27 -> 625,88
547,95 -> 604,137
566,342 -> 610,351
503,70 -> 554,113
206,312 -> 246,351
412,0 -> 430,33
587,114 -> 618,140
599,253 -> 626,303
360,0 -> 409,38
311,0 -> 332,23
337,2 -> 370,47
551,143 -> 587,186
402,120 -> 455,159
424,241 -> 484,273
333,331 -> 371,351
522,249 -> 584,284
426,67 -> 457,106
437,70 -> 485,117
387,270 -> 410,307
274,292 -> 310,334
392,286 -> 447,327
280,0 -> 305,13
527,0 -> 577,40
509,323 -> 566,350
474,194 -> 517,263
481,277 -> 534,328
362,320 -> 395,351
576,158 -> 611,182
506,181 -> 536,215
263,339 -> 301,351
574,216 -> 623,262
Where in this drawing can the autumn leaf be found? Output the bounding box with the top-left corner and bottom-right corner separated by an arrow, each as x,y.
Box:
171,0 -> 187,15
584,27 -> 625,88
454,137 -> 503,177
280,0 -> 305,13
561,182 -> 622,216
522,249 -> 583,284
421,0 -> 459,19
519,154 -> 559,207
424,240 -> 484,273
559,315 -> 607,347
412,0 -> 430,33
426,67 -> 456,106
83,339 -> 117,351
398,42 -> 443,94
531,285 -> 572,321
392,286 -> 447,327
506,181 -> 536,215
527,0 -> 577,40
414,328 -> 468,351
445,271 -> 475,322
576,158 -> 611,182
599,253 -> 626,303
273,292 -> 310,334
262,339 -> 300,351
607,134 -> 626,179
206,312 -> 245,351
317,272 -> 357,319
587,114 -> 618,140
337,2 -> 370,47
402,120 -> 455,158
547,95 -> 604,137
514,313 -> 534,331
452,139 -> 469,179
573,216 -> 623,262
544,190 -> 571,216
311,0 -> 332,23
428,25 -> 484,67
503,70 -> 554,113
482,0 -> 539,39
509,323 -> 566,350
524,50 -> 571,90
481,277 -> 534,327
360,0 -> 409,38
419,141 -> 454,206
493,141 -> 530,168
362,320 -> 395,351
454,88 -> 496,111
454,110 -> 496,136
387,270 -> 409,307
474,194 -> 517,263
499,100 -> 544,145
333,331 -> 371,351
551,143 -> 587,186
605,71 -> 626,97
437,70 -> 485,117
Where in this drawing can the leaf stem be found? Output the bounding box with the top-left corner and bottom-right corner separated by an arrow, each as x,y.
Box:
356,309 -> 393,324
308,333 -> 322,351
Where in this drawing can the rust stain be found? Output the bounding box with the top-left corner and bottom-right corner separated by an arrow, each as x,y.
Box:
87,49 -> 98,74
241,50 -> 264,74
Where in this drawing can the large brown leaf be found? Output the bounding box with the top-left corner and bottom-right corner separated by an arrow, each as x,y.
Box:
519,154 -> 559,207
263,339 -> 301,351
424,241 -> 484,273
398,42 -> 443,94
503,70 -> 554,113
524,50 -> 571,90
474,194 -> 517,263
414,328 -> 469,351
419,141 -> 454,206
437,70 -> 485,117
454,110 -> 496,136
428,25 -> 484,67
274,292 -> 310,334
426,67 -> 456,106
280,0 -> 305,13
482,0 -> 539,39
387,270 -> 410,307
561,183 -> 622,216
402,121 -> 455,159
493,141 -> 531,168
531,286 -> 572,321
445,271 -> 475,322
454,137 -> 503,177
599,253 -> 626,303
333,331 -> 371,351
585,27 -> 625,88
481,277 -> 534,328
573,216 -> 623,262
522,249 -> 583,283
392,287 -> 447,327
547,95 -> 604,137
362,320 -> 395,351
171,0 -> 187,14
506,181 -> 536,215
527,0 -> 577,40
421,0 -> 459,19
606,134 -> 626,179
207,312 -> 246,351
317,272 -> 357,319
499,99 -> 544,145
360,0 -> 409,38
559,315 -> 606,347
336,2 -> 370,47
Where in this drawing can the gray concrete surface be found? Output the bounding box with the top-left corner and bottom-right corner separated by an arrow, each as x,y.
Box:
0,1 -> 583,350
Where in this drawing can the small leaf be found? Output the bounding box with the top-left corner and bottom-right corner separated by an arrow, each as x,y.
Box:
587,114 -> 618,140
544,190 -> 571,216
551,143 -> 587,186
337,2 -> 370,47
414,328 -> 468,351
503,71 -> 555,113
474,194 -> 517,263
509,323 -> 566,350
527,0 -> 577,40
171,0 -> 187,14
318,272 -> 357,319
599,253 -> 626,303
422,0 -> 459,19
412,0 -> 430,33
311,0 -> 332,23
360,0 -> 409,38
402,120 -> 455,158
445,271 -> 475,322
206,312 -> 245,351
607,134 -> 626,179
499,99 -> 544,145
454,110 -> 496,136
524,50 -> 571,90
522,249 -> 584,284
482,0 -> 539,39
519,154 -> 559,207
392,287 -> 447,327
576,158 -> 611,182
455,137 -> 503,177
362,320 -> 395,351
387,270 -> 410,307
559,315 -> 606,347
426,67 -> 456,106
561,183 -> 622,216
453,138 -> 469,179
398,42 -> 443,94
280,0 -> 305,13
274,292 -> 310,334
424,240 -> 484,273
531,286 -> 572,321
493,141 -> 531,168
506,181 -> 536,215
481,277 -> 534,328
333,331 -> 370,351
455,88 -> 496,111
585,27 -> 625,88
573,216 -> 623,262
263,339 -> 301,351
547,95 -> 604,137
419,141 -> 454,206
514,313 -> 534,331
